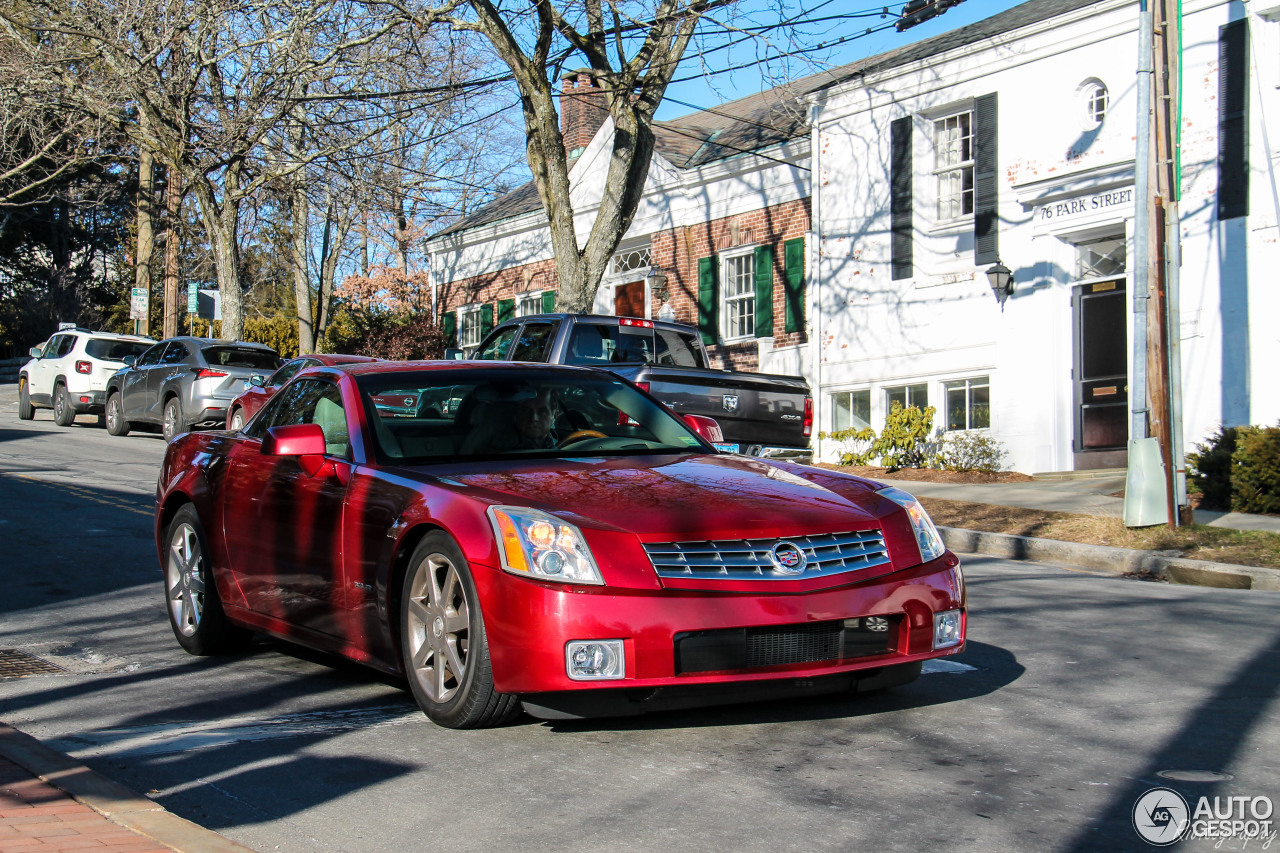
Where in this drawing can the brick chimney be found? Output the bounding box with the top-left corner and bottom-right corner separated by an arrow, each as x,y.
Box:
561,71 -> 609,161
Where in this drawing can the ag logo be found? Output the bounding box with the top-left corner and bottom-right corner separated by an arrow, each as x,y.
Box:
1132,787 -> 1189,845
768,541 -> 807,575
723,394 -> 739,413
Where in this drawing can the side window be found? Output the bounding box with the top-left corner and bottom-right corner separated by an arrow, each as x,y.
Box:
43,335 -> 71,358
57,335 -> 79,357
475,326 -> 519,360
160,342 -> 188,365
135,344 -> 165,366
509,322 -> 560,362
247,379 -> 349,458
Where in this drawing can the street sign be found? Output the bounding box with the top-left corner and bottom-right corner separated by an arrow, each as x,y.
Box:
129,287 -> 148,321
187,282 -> 198,313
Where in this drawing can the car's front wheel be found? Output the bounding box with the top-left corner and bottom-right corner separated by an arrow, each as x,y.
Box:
399,532 -> 521,729
52,384 -> 75,426
164,504 -> 250,655
162,397 -> 183,443
17,377 -> 34,420
105,393 -> 130,436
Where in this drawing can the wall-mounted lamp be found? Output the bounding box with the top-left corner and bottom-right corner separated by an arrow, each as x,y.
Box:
646,269 -> 669,304
985,261 -> 1014,309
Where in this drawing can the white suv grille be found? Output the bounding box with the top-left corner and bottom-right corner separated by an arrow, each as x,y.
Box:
642,530 -> 891,581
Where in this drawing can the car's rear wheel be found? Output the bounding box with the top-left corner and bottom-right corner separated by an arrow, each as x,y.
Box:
229,408 -> 244,431
52,384 -> 75,426
105,393 -> 130,436
162,397 -> 183,443
164,504 -> 250,655
17,377 -> 34,420
400,532 -> 521,729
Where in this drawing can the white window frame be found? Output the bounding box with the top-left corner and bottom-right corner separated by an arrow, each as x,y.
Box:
1077,79 -> 1109,130
720,245 -> 756,343
932,111 -> 974,223
943,375 -> 991,432
458,304 -> 485,348
515,291 -> 545,317
830,388 -> 873,433
884,382 -> 929,414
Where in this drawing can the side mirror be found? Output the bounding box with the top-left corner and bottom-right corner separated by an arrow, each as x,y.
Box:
262,423 -> 326,457
29,346 -> 43,359
122,355 -> 137,366
443,348 -> 464,360
683,414 -> 724,444
250,374 -> 265,388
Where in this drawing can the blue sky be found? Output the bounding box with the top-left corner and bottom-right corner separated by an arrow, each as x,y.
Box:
656,0 -> 1027,120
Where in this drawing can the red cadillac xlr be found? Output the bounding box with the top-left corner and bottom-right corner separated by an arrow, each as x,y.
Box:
155,361 -> 966,728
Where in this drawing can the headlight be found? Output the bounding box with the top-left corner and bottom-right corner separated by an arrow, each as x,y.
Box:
487,506 -> 604,585
877,486 -> 946,563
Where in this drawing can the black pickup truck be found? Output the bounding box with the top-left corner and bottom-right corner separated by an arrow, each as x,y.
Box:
465,314 -> 812,460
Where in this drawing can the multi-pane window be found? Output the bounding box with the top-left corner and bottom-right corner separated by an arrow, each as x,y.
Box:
1076,235 -> 1126,279
516,291 -> 544,316
945,376 -> 990,431
721,251 -> 755,340
886,383 -> 928,412
1080,80 -> 1109,128
831,390 -> 872,432
934,112 -> 974,221
458,305 -> 485,348
611,247 -> 651,276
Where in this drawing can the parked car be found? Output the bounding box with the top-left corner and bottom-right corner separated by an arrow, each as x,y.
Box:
226,353 -> 376,430
18,329 -> 155,426
105,337 -> 281,441
467,314 -> 813,460
155,361 -> 966,729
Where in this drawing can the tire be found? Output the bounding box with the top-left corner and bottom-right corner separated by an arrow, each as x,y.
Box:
229,408 -> 244,431
162,397 -> 183,443
399,532 -> 521,729
17,377 -> 34,420
105,393 -> 130,436
164,504 -> 251,655
52,384 -> 75,426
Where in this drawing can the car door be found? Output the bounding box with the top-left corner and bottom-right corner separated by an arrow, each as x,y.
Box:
30,335 -> 73,400
148,341 -> 191,418
120,342 -> 165,418
220,377 -> 350,636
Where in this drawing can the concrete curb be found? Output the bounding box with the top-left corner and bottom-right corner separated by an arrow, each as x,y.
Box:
0,722 -> 257,853
939,526 -> 1280,591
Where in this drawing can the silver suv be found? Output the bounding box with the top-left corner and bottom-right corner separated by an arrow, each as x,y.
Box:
104,337 -> 281,441
18,328 -> 156,426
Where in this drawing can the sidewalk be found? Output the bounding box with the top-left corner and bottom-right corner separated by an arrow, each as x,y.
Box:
0,724 -> 254,853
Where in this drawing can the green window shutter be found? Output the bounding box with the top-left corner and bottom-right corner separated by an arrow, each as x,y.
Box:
541,290 -> 556,313
783,237 -> 805,333
480,303 -> 494,334
753,245 -> 774,338
497,298 -> 515,323
697,256 -> 718,346
442,311 -> 456,345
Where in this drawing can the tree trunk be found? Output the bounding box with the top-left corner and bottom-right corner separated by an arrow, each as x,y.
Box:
190,165 -> 245,340
135,146 -> 155,336
162,167 -> 183,339
292,176 -> 314,353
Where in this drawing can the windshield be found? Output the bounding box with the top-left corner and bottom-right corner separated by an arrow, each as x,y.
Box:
84,339 -> 153,362
355,368 -> 710,463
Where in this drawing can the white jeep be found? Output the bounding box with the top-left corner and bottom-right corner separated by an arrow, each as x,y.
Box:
18,328 -> 156,426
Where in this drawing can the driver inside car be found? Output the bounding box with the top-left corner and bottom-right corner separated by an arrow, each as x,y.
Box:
511,389 -> 556,449
460,387 -> 559,454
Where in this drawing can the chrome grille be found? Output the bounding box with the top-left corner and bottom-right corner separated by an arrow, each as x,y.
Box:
643,530 -> 892,581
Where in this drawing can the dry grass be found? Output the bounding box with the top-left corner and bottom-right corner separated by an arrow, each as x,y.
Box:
920,497 -> 1280,570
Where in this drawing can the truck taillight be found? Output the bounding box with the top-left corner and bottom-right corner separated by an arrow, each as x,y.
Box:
619,317 -> 653,328
75,361 -> 92,374
802,397 -> 813,437
194,368 -> 228,380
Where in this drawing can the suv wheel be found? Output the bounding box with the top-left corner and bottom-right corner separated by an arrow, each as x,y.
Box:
106,393 -> 130,436
53,384 -> 75,426
18,377 -> 35,420
162,397 -> 183,443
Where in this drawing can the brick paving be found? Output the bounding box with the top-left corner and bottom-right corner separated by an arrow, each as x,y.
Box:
0,757 -> 172,853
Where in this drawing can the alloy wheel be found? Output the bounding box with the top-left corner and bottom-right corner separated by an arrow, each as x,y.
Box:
166,521 -> 205,637
404,552 -> 471,703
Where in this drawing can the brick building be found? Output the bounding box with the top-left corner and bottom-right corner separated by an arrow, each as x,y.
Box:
425,72 -> 815,373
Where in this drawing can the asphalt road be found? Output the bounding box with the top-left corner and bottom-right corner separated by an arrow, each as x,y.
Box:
1,383 -> 1278,853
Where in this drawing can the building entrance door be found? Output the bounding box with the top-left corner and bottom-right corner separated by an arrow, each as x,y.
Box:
1072,278 -> 1128,467
614,281 -> 645,318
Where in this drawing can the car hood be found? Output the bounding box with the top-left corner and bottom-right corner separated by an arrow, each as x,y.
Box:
417,454 -> 890,541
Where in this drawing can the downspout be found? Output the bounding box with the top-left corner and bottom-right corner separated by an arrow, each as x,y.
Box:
807,102 -> 825,461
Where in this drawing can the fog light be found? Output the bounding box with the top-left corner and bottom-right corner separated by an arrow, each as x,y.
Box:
933,609 -> 963,649
565,640 -> 625,681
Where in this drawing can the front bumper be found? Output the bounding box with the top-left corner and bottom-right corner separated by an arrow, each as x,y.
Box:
475,552 -> 965,697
